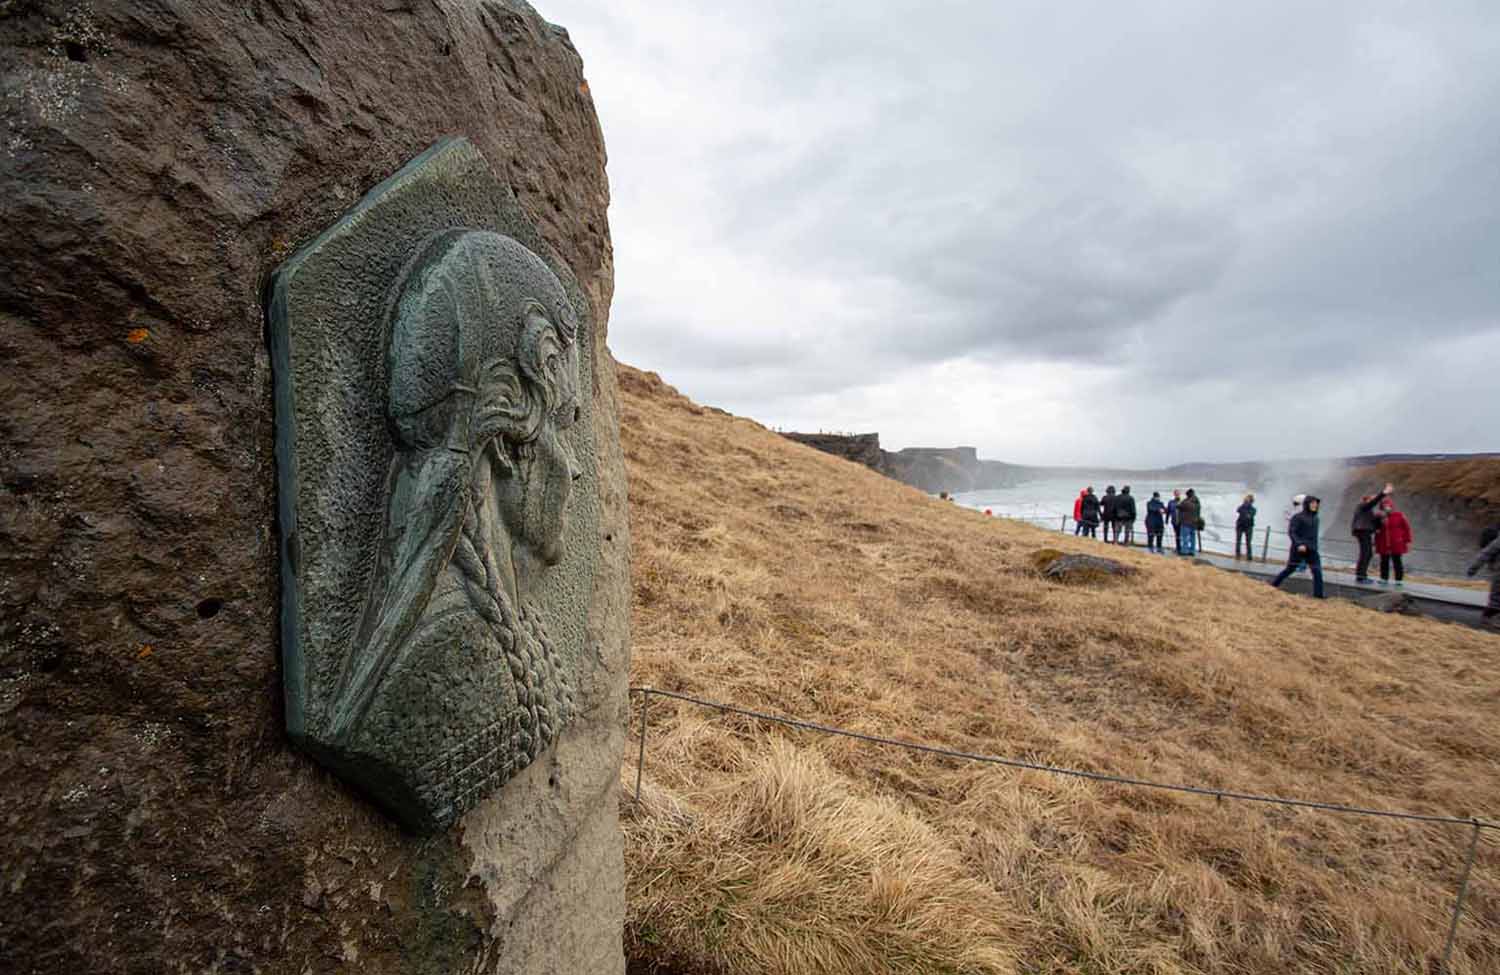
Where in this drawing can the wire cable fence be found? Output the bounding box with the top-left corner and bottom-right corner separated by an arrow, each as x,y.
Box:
629,685 -> 1495,974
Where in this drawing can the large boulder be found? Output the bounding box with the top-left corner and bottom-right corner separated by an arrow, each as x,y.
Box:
1034,552 -> 1138,584
0,3 -> 627,973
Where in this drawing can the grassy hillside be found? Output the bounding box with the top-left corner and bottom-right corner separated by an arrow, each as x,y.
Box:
1348,458 -> 1500,511
615,365 -> 1499,975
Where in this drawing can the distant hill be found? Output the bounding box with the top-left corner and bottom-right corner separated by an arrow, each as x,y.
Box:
779,431 -> 1498,507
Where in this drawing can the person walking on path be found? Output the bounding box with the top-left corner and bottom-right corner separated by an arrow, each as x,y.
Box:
1167,490 -> 1182,554
1178,489 -> 1202,556
1101,486 -> 1119,543
1465,525 -> 1500,627
1117,486 -> 1137,547
1145,492 -> 1166,553
1235,493 -> 1257,560
1374,498 -> 1412,586
1350,484 -> 1393,582
1284,494 -> 1308,573
1272,495 -> 1325,598
1079,487 -> 1101,538
1073,489 -> 1086,535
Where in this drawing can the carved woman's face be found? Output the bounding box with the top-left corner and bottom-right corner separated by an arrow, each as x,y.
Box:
494,336 -> 582,568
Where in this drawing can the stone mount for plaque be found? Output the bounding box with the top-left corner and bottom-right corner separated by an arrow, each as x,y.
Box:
268,137 -> 600,834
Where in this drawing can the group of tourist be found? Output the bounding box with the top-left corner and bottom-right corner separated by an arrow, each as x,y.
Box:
1268,483 -> 1414,598
1071,485 -> 1206,555
1055,478 -> 1499,625
1068,482 -> 1424,580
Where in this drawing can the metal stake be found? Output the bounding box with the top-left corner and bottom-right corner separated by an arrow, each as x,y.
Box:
634,689 -> 650,803
1440,821 -> 1482,973
1262,525 -> 1271,562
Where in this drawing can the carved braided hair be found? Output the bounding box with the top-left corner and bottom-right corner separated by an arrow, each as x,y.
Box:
449,462 -> 574,760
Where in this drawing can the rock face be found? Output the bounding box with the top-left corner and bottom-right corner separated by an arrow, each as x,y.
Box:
1035,553 -> 1138,584
781,434 -> 1023,495
0,4 -> 627,974
782,432 -> 886,471
1327,462 -> 1500,577
1353,591 -> 1422,616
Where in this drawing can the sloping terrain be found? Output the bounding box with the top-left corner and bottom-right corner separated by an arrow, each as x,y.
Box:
1326,458 -> 1500,576
1348,458 -> 1500,510
615,365 -> 1499,975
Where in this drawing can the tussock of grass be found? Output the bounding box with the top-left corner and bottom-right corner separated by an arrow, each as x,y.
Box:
616,365 -> 1500,975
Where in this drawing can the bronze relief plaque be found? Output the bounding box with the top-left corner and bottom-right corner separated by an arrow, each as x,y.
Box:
268,138 -> 599,833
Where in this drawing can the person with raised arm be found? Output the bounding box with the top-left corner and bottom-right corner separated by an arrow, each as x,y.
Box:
1349,482 -> 1393,583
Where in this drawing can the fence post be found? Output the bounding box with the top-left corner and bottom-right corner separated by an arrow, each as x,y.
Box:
1440,821 -> 1482,973
634,689 -> 650,803
1262,526 -> 1271,563
1060,514 -> 1067,533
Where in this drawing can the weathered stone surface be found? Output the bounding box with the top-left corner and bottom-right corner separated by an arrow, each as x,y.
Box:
1353,591 -> 1422,616
1038,553 -> 1138,584
0,3 -> 627,973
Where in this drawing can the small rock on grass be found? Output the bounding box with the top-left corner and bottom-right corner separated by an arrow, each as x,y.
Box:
1035,552 -> 1137,585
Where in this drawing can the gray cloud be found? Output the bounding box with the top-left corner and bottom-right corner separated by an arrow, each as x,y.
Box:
544,0 -> 1500,465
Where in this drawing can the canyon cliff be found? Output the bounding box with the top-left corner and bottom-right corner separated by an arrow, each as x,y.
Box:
780,434 -> 1023,494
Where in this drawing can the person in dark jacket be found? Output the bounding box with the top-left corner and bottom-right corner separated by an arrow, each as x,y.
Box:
1177,489 -> 1202,556
1079,487 -> 1101,538
1166,489 -> 1182,554
1235,493 -> 1257,560
1101,486 -> 1119,543
1072,489 -> 1086,535
1349,483 -> 1393,582
1374,497 -> 1412,586
1468,525 -> 1500,626
1145,492 -> 1166,553
1271,495 -> 1324,598
1117,486 -> 1137,547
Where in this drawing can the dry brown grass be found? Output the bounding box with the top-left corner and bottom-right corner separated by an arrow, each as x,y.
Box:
615,365 -> 1500,975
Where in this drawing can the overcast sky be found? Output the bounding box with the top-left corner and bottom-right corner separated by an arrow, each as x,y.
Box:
543,0 -> 1499,467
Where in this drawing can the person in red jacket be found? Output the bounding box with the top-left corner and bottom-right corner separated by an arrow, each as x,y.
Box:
1072,488 -> 1086,535
1374,497 -> 1412,586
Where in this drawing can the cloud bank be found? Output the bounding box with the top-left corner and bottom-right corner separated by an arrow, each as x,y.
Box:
545,0 -> 1500,466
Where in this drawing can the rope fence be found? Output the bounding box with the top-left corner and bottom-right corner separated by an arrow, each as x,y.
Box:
629,685 -> 1494,974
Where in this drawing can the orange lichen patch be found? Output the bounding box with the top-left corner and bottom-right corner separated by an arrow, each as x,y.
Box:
578,81 -> 590,95
125,327 -> 149,344
136,644 -> 154,659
